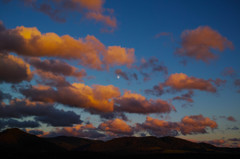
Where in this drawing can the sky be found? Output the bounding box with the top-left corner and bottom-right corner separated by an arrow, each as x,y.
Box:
0,0 -> 240,147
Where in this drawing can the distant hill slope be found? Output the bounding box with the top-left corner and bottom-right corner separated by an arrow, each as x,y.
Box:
1,128 -> 240,156
0,128 -> 64,152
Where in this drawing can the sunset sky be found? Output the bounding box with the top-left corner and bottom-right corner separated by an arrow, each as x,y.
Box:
0,0 -> 240,147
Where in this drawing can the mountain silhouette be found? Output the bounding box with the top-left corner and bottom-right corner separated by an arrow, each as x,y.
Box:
0,128 -> 64,153
1,128 -> 239,158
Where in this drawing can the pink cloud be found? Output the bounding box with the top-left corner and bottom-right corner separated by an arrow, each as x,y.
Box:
176,26 -> 234,62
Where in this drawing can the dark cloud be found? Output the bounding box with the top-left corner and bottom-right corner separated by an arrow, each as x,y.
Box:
114,91 -> 175,114
172,90 -> 194,107
221,67 -> 236,77
28,57 -> 86,79
8,0 -> 117,29
43,123 -> 106,139
24,129 -> 44,136
234,79 -> 240,93
0,90 -> 11,101
227,126 -> 239,130
114,69 -> 138,81
0,118 -> 40,130
0,99 -> 82,126
228,138 -> 240,142
137,57 -> 168,81
0,53 -> 32,83
115,69 -> 129,80
35,69 -> 71,87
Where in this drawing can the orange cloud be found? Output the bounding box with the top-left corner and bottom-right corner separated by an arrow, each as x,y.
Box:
99,118 -> 133,136
0,22 -> 135,70
115,91 -> 176,114
165,73 -> 217,92
21,83 -> 121,113
176,26 -> 233,62
86,12 -> 117,28
103,46 -> 135,69
0,53 -> 32,83
145,73 -> 223,96
180,115 -> 217,135
138,115 -> 217,136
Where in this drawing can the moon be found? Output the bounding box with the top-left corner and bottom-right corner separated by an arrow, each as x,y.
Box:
117,75 -> 120,79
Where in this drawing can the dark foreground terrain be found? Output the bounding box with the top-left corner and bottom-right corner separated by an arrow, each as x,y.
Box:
0,128 -> 239,158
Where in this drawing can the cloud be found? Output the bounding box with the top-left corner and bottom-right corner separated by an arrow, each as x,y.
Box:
0,21 -> 134,70
115,69 -> 129,80
40,123 -> 105,139
204,139 -> 226,147
0,53 -> 32,83
137,116 -> 179,136
227,116 -> 237,122
114,69 -> 138,81
220,115 -> 237,122
9,0 -> 117,29
21,82 -> 175,115
99,118 -> 133,136
172,90 -> 194,107
34,69 -> 71,87
145,73 -> 224,96
138,57 -> 168,81
115,91 -> 175,114
0,118 -> 40,130
28,57 -> 86,79
228,138 -> 240,142
234,79 -> 240,93
137,115 -> 217,136
0,98 -> 82,126
103,46 -> 135,69
20,83 -> 121,113
221,67 -> 236,77
176,26 -> 234,62
0,90 -> 11,101
179,115 -> 217,135
164,73 -> 217,92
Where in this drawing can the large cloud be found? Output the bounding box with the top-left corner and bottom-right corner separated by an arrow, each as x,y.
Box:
5,0 -> 117,29
138,115 -> 217,136
115,91 -> 175,114
179,115 -> 217,135
0,53 -> 32,83
20,83 -> 175,115
0,119 -> 40,130
145,73 -> 225,96
28,57 -> 86,79
176,26 -> 233,62
20,83 -> 121,113
0,98 -> 82,126
0,21 -> 134,70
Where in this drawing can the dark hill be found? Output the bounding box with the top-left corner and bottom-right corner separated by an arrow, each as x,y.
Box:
0,128 -> 64,153
85,136 -> 218,154
46,136 -> 103,151
0,128 -> 240,158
